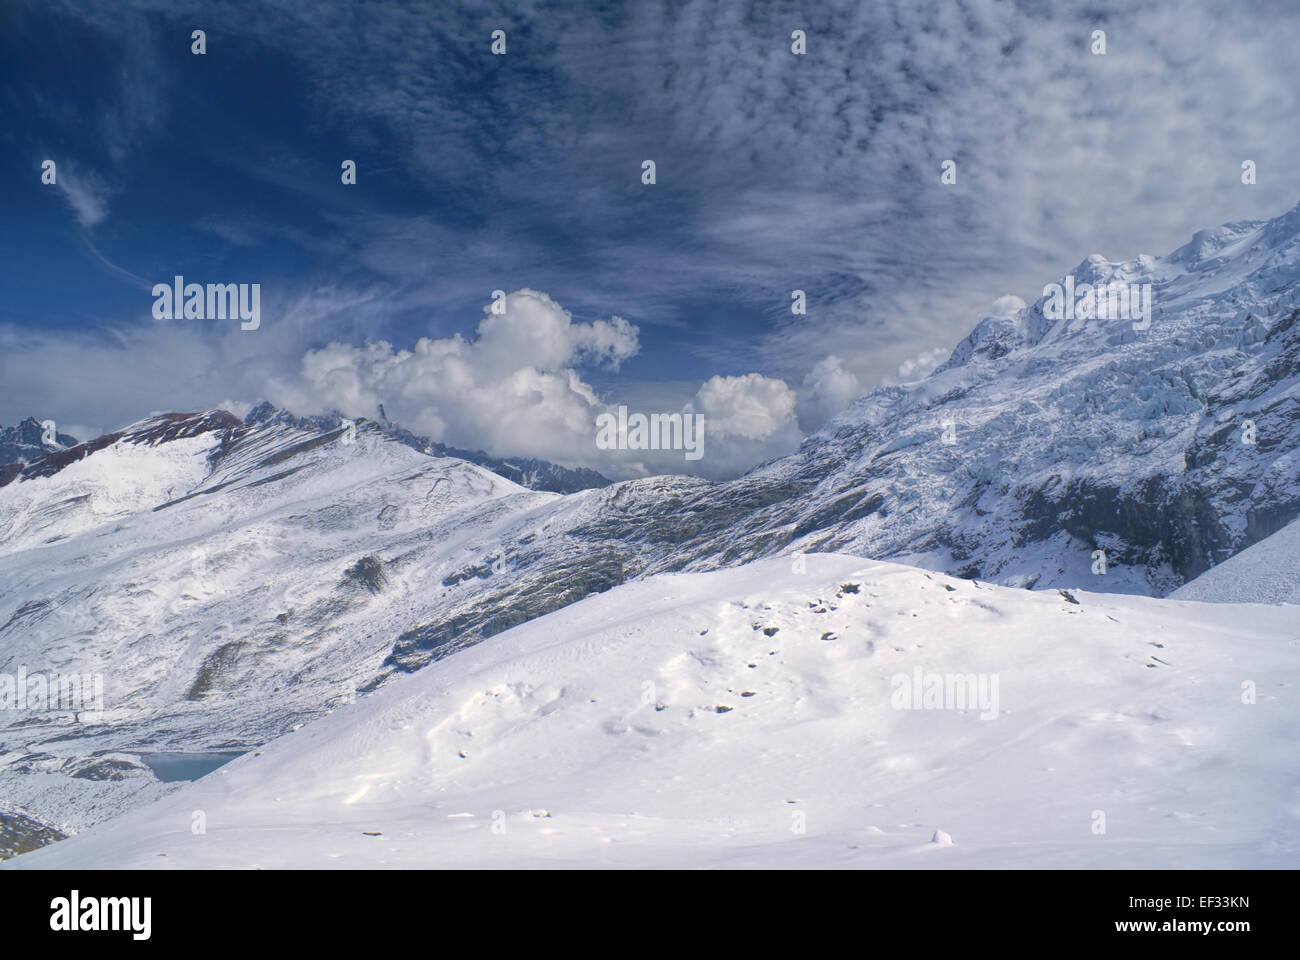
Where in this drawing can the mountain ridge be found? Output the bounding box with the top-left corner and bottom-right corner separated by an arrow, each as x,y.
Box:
0,405 -> 609,497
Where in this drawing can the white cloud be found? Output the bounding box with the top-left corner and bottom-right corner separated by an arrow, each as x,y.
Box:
693,373 -> 797,441
0,321 -> 274,439
671,372 -> 804,478
1,286 -> 800,480
268,294 -> 811,480
796,356 -> 862,433
988,294 -> 1027,317
268,289 -> 639,469
56,166 -> 110,228
896,347 -> 950,382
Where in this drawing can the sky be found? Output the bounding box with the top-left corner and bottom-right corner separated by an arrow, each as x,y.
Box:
1,0 -> 1298,479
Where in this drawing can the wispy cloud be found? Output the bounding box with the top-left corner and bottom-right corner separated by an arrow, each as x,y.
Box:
12,0 -> 1300,474
54,164 -> 111,228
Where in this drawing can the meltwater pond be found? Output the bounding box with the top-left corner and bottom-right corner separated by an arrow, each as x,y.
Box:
139,751 -> 245,783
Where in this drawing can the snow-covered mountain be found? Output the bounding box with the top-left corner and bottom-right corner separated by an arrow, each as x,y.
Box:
7,556 -> 1296,869
240,401 -> 610,494
0,408 -> 559,834
679,204 -> 1300,595
3,201 -> 1300,858
0,418 -> 78,477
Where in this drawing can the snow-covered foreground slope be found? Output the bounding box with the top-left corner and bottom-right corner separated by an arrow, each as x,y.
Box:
10,556 -> 1296,869
1171,518 -> 1300,604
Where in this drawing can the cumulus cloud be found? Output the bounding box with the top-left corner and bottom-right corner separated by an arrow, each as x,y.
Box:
796,356 -> 863,433
265,293 -> 815,480
693,373 -> 797,440
268,289 -> 638,468
671,372 -> 804,477
2,285 -> 802,480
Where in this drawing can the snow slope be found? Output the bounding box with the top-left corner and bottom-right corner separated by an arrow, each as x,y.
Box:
10,556 -> 1296,869
0,410 -> 559,833
1171,518 -> 1300,603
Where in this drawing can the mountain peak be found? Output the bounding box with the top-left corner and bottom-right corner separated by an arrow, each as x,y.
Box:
0,411 -> 243,489
933,295 -> 1030,373
0,417 -> 79,472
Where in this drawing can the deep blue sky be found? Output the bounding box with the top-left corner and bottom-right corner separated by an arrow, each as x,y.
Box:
2,0 -> 1298,477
